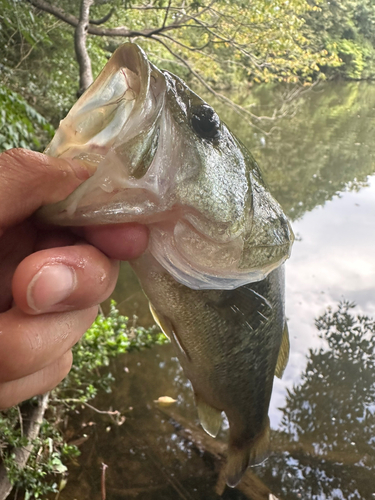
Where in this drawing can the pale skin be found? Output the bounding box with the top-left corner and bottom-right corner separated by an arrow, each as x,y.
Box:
0,149 -> 149,409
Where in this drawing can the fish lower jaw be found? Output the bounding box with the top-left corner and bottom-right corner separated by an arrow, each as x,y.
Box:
148,223 -> 288,290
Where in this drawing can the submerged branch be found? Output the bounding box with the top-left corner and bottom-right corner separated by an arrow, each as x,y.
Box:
52,398 -> 121,416
101,463 -> 108,500
158,407 -> 283,500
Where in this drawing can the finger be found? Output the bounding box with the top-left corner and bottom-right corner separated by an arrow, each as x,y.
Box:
83,223 -> 149,260
0,222 -> 35,312
34,228 -> 78,251
12,244 -> 119,314
0,149 -> 92,232
0,350 -> 73,410
0,306 -> 97,382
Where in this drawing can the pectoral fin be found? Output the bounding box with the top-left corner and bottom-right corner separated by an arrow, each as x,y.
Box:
275,322 -> 290,379
149,302 -> 190,361
195,393 -> 222,438
149,302 -> 171,340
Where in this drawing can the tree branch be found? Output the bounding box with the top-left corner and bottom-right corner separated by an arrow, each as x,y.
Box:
27,0 -> 81,28
27,0 -> 189,38
162,0 -> 172,29
89,7 -> 114,25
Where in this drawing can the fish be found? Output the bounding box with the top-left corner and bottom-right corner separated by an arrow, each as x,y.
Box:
37,43 -> 294,487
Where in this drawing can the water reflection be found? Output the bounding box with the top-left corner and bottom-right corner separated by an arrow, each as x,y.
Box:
59,302 -> 375,499
257,302 -> 375,500
59,82 -> 375,499
214,81 -> 375,221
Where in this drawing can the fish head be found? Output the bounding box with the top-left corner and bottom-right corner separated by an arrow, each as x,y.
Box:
38,43 -> 294,290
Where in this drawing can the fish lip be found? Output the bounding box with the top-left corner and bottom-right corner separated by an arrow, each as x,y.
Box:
36,187 -> 165,226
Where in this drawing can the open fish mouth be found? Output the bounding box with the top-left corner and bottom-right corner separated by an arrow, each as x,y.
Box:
41,43 -> 167,222
37,43 -> 294,290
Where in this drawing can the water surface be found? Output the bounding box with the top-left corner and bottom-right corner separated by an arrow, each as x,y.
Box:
59,82 -> 375,500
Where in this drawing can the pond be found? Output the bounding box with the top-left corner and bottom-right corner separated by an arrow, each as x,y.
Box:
58,81 -> 375,500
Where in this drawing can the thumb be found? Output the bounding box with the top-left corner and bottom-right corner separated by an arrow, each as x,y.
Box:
0,149 -> 92,232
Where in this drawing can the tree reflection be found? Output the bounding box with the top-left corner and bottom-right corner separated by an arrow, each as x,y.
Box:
258,302 -> 375,500
211,83 -> 375,221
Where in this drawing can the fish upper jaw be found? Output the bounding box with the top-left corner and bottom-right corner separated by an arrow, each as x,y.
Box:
44,43 -> 165,164
37,43 -> 170,222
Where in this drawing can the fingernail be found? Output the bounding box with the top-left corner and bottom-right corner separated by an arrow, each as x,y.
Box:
27,264 -> 77,313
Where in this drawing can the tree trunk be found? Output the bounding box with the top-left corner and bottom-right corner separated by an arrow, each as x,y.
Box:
75,0 -> 94,96
0,394 -> 50,500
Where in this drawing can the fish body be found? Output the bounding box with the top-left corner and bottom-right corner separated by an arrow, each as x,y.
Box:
132,252 -> 289,486
37,43 -> 293,486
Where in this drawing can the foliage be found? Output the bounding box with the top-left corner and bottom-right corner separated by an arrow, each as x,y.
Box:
58,300 -> 167,403
1,413 -> 76,499
117,0 -> 339,85
0,84 -> 54,151
304,0 -> 375,80
0,0 -> 81,124
1,0 -> 374,146
0,302 -> 167,499
0,0 -> 342,125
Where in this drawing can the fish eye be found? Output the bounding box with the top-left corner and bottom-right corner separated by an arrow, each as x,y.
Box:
191,105 -> 221,140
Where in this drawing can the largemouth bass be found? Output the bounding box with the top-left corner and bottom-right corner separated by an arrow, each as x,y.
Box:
37,43 -> 293,486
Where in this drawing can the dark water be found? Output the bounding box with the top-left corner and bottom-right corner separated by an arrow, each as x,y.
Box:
59,82 -> 375,500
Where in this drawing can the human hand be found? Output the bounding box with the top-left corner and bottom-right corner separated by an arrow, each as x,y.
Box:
0,149 -> 148,409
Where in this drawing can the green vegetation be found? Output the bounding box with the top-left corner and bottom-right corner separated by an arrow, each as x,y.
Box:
304,0 -> 375,80
0,302 -> 167,499
1,2 -> 375,497
0,85 -> 54,151
0,0 -> 374,146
